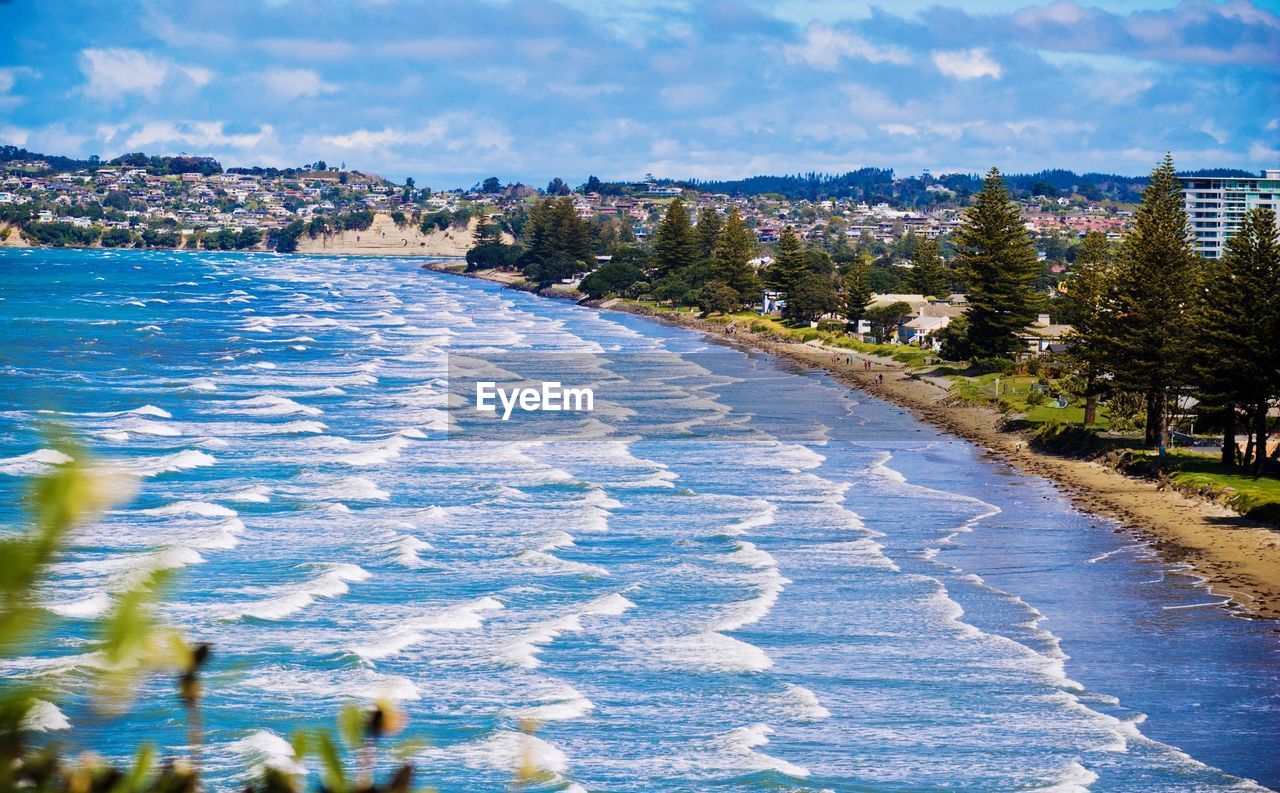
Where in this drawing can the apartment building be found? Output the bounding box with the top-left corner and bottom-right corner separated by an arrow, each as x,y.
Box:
1182,168 -> 1280,257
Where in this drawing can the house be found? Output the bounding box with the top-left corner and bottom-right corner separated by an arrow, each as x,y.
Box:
1021,314 -> 1074,355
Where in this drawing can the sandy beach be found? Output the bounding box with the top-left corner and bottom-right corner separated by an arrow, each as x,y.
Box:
430,264 -> 1280,622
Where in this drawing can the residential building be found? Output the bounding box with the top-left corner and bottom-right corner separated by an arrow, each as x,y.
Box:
1182,168 -> 1280,258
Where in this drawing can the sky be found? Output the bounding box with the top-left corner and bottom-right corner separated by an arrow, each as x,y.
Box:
0,0 -> 1277,188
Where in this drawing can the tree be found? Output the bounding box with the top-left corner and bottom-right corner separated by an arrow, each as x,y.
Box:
1198,207 -> 1280,471
1062,231 -> 1112,427
1103,155 -> 1202,449
520,197 -> 592,278
954,167 -> 1044,360
272,220 -> 305,253
472,212 -> 501,246
696,206 -> 722,260
697,280 -> 741,316
710,206 -> 760,299
652,198 -> 700,279
866,301 -> 913,343
481,177 -> 502,193
580,261 -> 645,299
841,263 -> 873,325
765,226 -> 808,294
907,237 -> 949,297
784,275 -> 839,323
546,177 -> 570,196
583,175 -> 603,194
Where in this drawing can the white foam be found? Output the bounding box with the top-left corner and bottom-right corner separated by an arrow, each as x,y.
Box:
23,700 -> 70,732
505,684 -> 595,722
779,683 -> 831,721
338,436 -> 411,467
351,596 -> 503,661
116,449 -> 215,477
714,723 -> 810,778
228,563 -> 371,621
655,631 -> 772,672
514,550 -> 607,577
227,485 -> 271,503
227,730 -> 307,776
0,448 -> 72,476
48,592 -> 111,619
1027,760 -> 1098,792
140,500 -> 236,517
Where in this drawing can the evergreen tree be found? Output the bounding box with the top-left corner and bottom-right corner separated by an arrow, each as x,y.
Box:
907,237 -> 949,297
1062,231 -> 1112,426
841,263 -> 873,325
710,206 -> 761,300
696,206 -> 722,260
519,197 -> 592,284
765,226 -> 808,295
785,275 -> 839,323
472,212 -> 501,247
954,168 -> 1044,360
1102,155 -> 1202,448
653,198 -> 700,279
1198,207 -> 1280,471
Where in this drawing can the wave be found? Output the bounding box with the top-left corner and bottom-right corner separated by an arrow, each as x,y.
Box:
306,476 -> 390,502
778,683 -> 831,722
227,730 -> 306,776
338,436 -> 411,467
504,683 -> 595,722
229,395 -> 322,417
23,700 -> 70,732
713,723 -> 810,778
383,534 -> 431,568
48,592 -> 111,619
498,593 -> 633,669
140,500 -> 236,517
226,563 -> 370,622
653,631 -> 772,673
719,501 -> 777,535
116,449 -> 216,477
514,550 -> 608,578
227,485 -> 271,503
350,596 -> 503,661
1026,760 -> 1098,792
0,448 -> 72,476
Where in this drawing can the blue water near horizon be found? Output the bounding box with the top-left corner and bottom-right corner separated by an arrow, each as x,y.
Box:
1,247 -> 1277,792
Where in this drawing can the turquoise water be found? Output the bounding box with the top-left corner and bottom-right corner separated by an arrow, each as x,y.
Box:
1,248 -> 1277,792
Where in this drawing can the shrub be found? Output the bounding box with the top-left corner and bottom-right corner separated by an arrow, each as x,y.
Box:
973,356 -> 1015,375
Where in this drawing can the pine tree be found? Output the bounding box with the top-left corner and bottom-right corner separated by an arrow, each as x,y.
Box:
841,263 -> 873,325
908,237 -> 949,297
1103,155 -> 1202,449
653,198 -> 700,279
1198,207 -> 1280,471
696,206 -> 722,260
710,207 -> 761,300
954,168 -> 1044,360
1063,231 -> 1112,426
765,226 -> 808,295
472,212 -> 501,247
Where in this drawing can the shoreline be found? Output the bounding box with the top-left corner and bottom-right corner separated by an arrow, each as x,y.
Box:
427,262 -> 1280,622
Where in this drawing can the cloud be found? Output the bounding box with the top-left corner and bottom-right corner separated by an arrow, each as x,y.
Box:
79,48 -> 212,100
932,48 -> 1002,79
255,38 -> 358,61
785,21 -> 910,68
110,121 -> 274,151
261,68 -> 337,99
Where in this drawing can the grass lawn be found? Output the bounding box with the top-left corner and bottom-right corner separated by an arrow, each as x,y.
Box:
1148,451 -> 1280,522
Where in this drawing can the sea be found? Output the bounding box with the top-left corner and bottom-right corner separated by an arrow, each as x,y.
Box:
1,247 -> 1277,792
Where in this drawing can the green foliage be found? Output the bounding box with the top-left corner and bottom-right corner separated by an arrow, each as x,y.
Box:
954,168 -> 1044,359
907,237 -> 949,297
697,280 -> 741,316
864,300 -> 911,343
520,197 -> 593,285
580,261 -> 645,299
784,274 -> 839,323
652,198 -> 700,279
709,207 -> 760,299
841,263 -> 873,323
21,222 -> 101,248
695,206 -> 722,260
389,210 -> 408,228
100,228 -> 134,248
764,226 -> 808,295
272,220 -> 305,253
465,242 -> 521,271
1101,155 -> 1202,446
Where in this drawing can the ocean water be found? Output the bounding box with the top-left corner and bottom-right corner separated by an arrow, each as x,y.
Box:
1,247 -> 1277,792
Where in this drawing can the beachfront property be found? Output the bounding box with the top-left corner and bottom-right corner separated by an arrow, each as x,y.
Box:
1182,168 -> 1280,258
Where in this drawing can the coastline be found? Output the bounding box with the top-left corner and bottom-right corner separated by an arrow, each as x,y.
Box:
427,261 -> 1280,622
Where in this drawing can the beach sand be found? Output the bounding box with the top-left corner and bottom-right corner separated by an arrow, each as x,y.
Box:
294,215 -> 512,258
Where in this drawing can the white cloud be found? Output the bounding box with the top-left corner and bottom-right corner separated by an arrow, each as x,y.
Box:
261,68 -> 337,99
932,48 -> 1002,80
879,123 -> 918,136
112,121 -> 274,152
0,125 -> 30,146
79,48 -> 213,100
785,22 -> 910,69
319,114 -> 513,157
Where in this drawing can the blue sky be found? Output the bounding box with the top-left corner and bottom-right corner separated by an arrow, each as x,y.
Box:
1,0 -> 1277,187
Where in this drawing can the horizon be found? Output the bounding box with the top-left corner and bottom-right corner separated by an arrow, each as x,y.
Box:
1,0 -> 1278,185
